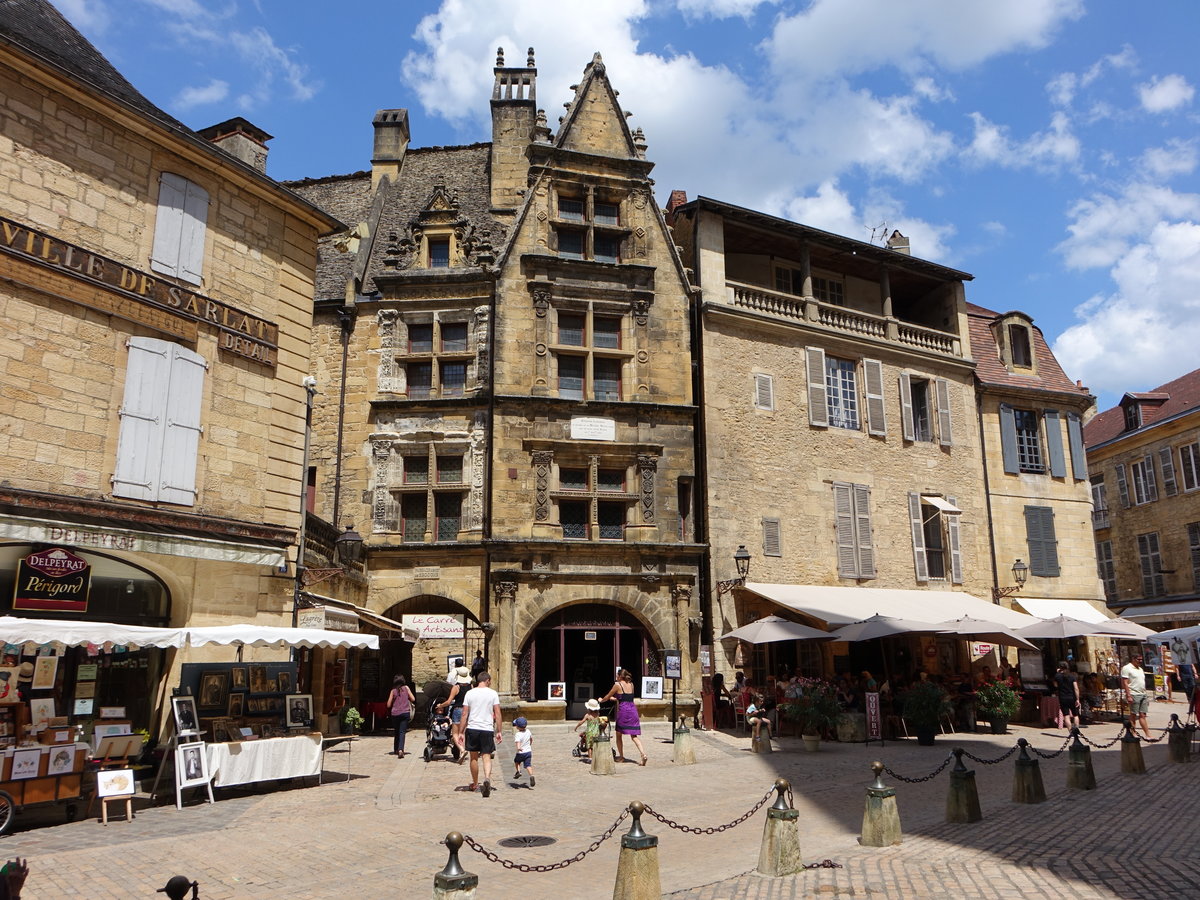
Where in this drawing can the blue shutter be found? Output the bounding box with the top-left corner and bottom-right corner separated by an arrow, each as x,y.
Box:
111,338 -> 171,500
999,404 -> 1019,474
1044,410 -> 1066,477
806,347 -> 827,427
1066,413 -> 1087,480
158,345 -> 207,505
909,492 -> 929,582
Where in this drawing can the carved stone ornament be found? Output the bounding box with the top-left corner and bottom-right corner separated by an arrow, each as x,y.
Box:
532,290 -> 551,318
535,342 -> 548,357
532,450 -> 553,522
633,298 -> 650,325
671,584 -> 693,606
494,578 -> 518,604
473,306 -> 490,382
636,350 -> 649,364
637,454 -> 657,523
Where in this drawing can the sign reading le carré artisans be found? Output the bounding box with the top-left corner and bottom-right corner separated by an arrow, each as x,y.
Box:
0,215 -> 278,368
14,548 -> 91,613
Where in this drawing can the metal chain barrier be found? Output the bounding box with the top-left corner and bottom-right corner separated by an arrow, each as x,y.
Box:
1141,725 -> 1171,744
463,807 -> 630,872
961,744 -> 1020,765
803,859 -> 844,870
1077,728 -> 1129,750
883,752 -> 954,783
1029,733 -> 1074,759
644,786 -> 776,835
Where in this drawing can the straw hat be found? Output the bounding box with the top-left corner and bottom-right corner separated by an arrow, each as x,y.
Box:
585,698 -> 600,711
455,666 -> 472,684
17,662 -> 34,681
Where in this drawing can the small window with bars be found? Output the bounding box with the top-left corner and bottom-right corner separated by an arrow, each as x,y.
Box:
428,239 -> 450,269
559,313 -> 586,346
401,494 -> 427,543
441,322 -> 468,352
403,456 -> 429,484
440,362 -> 466,397
1013,409 -> 1044,473
409,324 -> 434,353
558,197 -> 585,221
437,455 -> 463,484
594,202 -> 619,225
597,501 -> 625,540
435,493 -> 462,541
560,500 -> 589,539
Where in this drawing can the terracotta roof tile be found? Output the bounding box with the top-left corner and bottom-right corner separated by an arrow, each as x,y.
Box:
966,304 -> 1090,399
1084,366 -> 1200,448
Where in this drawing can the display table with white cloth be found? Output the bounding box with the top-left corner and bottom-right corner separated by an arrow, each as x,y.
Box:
204,735 -> 322,788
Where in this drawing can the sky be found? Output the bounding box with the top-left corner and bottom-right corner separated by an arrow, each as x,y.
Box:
54,0 -> 1200,410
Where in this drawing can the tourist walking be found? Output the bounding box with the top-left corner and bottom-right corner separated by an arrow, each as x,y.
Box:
601,668 -> 647,765
386,675 -> 416,758
457,671 -> 502,796
1121,653 -> 1152,739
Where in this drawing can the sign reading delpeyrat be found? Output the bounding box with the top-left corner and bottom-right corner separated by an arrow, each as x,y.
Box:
14,547 -> 90,612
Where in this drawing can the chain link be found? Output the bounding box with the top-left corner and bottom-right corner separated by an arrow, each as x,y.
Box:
644,786 -> 775,835
463,807 -> 630,873
1029,733 -> 1073,759
961,744 -> 1019,765
1077,728 -> 1129,750
1141,725 -> 1170,744
803,859 -> 844,870
883,752 -> 953,783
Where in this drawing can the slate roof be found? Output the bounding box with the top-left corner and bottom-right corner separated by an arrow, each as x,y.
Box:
286,172 -> 373,300
1084,366 -> 1200,448
967,303 -> 1090,399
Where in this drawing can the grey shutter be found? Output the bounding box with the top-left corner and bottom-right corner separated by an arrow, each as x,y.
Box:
753,373 -> 774,410
999,404 -> 1019,474
1159,448 -> 1178,496
178,178 -> 210,285
111,337 -> 170,500
908,492 -> 929,582
1025,506 -> 1060,577
898,374 -> 915,442
762,518 -> 782,557
150,172 -> 186,277
1044,410 -> 1066,477
854,484 -> 875,578
806,347 -> 827,427
1115,464 -> 1131,507
946,495 -> 963,584
834,483 -> 857,577
1066,413 -> 1088,480
1189,523 -> 1200,589
158,344 -> 207,505
1143,454 -> 1158,501
935,378 -> 954,447
863,358 -> 887,436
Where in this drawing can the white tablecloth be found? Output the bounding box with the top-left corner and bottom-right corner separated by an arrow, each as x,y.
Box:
204,735 -> 322,787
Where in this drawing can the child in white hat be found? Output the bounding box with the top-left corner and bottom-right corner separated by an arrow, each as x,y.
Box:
574,698 -> 601,759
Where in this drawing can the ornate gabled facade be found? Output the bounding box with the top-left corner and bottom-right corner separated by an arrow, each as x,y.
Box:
291,51 -> 702,716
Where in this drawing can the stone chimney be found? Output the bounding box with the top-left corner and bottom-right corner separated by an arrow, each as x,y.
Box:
197,117 -> 272,174
886,229 -> 910,255
372,109 -> 410,190
489,46 -> 538,214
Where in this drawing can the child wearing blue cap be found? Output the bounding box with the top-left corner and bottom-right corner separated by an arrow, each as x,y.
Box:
512,716 -> 535,787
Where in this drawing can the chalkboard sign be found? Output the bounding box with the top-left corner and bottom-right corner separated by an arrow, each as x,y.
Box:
359,658 -> 381,700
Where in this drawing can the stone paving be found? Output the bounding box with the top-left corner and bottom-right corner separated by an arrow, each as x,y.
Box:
1,701 -> 1193,898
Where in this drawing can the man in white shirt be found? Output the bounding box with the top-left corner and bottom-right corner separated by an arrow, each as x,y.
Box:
457,671 -> 502,797
1121,654 -> 1151,739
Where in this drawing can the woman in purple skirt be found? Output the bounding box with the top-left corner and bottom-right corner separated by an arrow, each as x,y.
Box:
601,668 -> 647,765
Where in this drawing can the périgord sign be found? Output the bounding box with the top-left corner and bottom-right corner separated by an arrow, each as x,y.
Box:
14,547 -> 91,613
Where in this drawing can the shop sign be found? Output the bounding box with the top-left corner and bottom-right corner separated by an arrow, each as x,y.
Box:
865,691 -> 882,741
402,614 -> 465,639
14,547 -> 90,612
297,607 -> 359,632
664,649 -> 682,680
971,642 -> 994,660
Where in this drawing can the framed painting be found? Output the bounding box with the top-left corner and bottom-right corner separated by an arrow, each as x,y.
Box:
227,692 -> 244,717
176,743 -> 209,788
285,694 -> 313,728
249,666 -> 267,694
47,746 -> 75,775
198,671 -> 229,710
277,671 -> 292,693
74,681 -> 96,699
172,696 -> 200,735
547,681 -> 566,701
641,677 -> 664,700
31,655 -> 58,690
29,698 -> 54,728
10,748 -> 41,780
96,767 -> 136,797
230,666 -> 248,691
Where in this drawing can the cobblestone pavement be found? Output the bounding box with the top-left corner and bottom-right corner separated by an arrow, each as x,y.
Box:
1,701 -> 1192,898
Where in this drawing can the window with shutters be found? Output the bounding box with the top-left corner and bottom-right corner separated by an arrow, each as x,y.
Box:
550,463 -> 636,541
1159,447 -> 1179,497
387,316 -> 474,399
999,405 -> 1053,474
1137,532 -> 1166,598
908,378 -> 932,441
1181,443 -> 1200,492
899,374 -> 954,445
1091,475 -> 1109,529
1024,505 -> 1060,577
112,337 -> 207,505
552,306 -> 628,401
833,483 -> 875,579
908,493 -> 963,584
825,356 -> 860,430
1014,409 -> 1044,473
1131,458 -> 1158,505
762,517 -> 782,557
150,172 -> 209,286
381,446 -> 468,542
1189,523 -> 1200,591
753,374 -> 774,411
1096,540 -> 1117,601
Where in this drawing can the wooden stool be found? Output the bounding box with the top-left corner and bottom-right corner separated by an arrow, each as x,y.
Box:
99,793 -> 134,825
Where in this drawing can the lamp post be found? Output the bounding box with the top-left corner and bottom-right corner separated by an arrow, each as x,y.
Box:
334,525 -> 365,567
992,558 -> 1029,601
717,545 -> 751,597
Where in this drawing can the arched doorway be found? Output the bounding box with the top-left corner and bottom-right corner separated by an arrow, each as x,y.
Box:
379,595 -> 484,694
518,605 -> 659,715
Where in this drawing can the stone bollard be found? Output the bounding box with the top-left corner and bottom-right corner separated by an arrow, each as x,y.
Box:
592,735 -> 615,776
673,717 -> 697,766
945,748 -> 982,824
757,778 -> 803,876
1168,714 -> 1190,764
1011,738 -> 1046,804
1066,727 -> 1096,790
859,761 -> 902,847
613,801 -> 660,900
1120,725 -> 1146,775
751,728 -> 773,754
433,832 -> 478,900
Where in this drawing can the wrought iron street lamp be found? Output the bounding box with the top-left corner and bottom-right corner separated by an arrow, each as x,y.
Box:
717,545 -> 751,596
992,558 -> 1029,601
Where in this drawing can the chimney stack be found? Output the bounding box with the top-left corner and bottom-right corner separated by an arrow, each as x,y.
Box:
489,47 -> 538,215
197,117 -> 272,174
886,230 -> 910,255
372,109 -> 410,190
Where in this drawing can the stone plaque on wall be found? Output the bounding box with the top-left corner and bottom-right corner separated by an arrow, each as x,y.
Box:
570,417 -> 616,441
413,566 -> 440,580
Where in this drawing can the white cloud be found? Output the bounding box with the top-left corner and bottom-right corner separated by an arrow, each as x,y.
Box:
229,27 -> 319,104
174,78 -> 229,108
1140,139 -> 1199,180
1057,183 -> 1200,270
54,0 -> 111,33
1138,74 -> 1195,113
911,76 -> 954,103
1048,46 -> 1136,109
674,0 -> 779,19
966,111 -> 1079,170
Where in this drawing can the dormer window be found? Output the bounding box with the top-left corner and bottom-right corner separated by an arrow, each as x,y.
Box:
1008,324 -> 1032,367
429,238 -> 450,269
1124,403 -> 1142,432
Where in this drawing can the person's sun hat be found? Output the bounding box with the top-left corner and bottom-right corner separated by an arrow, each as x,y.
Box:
455,666 -> 472,684
585,698 -> 600,711
17,662 -> 34,681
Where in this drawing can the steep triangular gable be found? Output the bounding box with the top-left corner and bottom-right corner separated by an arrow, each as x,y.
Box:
555,53 -> 639,159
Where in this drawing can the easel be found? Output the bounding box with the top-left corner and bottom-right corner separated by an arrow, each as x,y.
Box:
88,734 -> 145,825
149,725 -> 214,810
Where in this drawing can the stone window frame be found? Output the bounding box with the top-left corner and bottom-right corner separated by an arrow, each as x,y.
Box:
909,492 -> 963,584
376,442 -> 470,542
532,447 -> 658,541
994,313 -> 1039,375
549,302 -> 633,402
377,310 -> 476,398
550,182 -> 630,264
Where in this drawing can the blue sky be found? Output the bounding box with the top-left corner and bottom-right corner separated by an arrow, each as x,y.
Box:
57,0 -> 1200,409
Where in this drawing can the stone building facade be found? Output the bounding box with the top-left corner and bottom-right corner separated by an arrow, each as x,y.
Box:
1085,368 -> 1200,626
290,51 -> 702,717
0,1 -> 340,731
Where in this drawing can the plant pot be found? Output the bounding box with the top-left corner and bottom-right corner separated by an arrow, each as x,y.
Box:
802,733 -> 821,752
989,717 -> 1009,735
915,724 -> 937,746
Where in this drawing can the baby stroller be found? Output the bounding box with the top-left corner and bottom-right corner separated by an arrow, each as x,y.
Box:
423,705 -> 460,762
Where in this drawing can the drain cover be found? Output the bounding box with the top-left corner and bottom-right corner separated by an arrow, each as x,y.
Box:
497,835 -> 557,848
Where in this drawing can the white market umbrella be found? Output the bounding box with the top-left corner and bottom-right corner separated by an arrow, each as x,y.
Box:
1016,615 -> 1132,640
935,616 -> 1038,650
1147,625 -> 1200,645
720,615 -> 832,644
827,614 -> 949,642
185,624 -> 379,650
1100,617 -> 1156,640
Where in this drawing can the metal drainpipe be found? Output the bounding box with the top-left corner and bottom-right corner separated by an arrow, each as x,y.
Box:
977,388 -> 1003,599
331,305 -> 354,530
292,378 -> 318,630
482,274 -> 498,664
687,209 -> 715,652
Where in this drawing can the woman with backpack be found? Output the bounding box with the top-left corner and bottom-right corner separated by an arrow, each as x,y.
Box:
387,674 -> 417,758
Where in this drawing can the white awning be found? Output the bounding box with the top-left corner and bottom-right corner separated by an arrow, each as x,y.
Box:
1016,598 -> 1113,624
741,583 -> 1039,629
1118,600 -> 1200,623
0,615 -> 186,648
185,624 -> 379,650
300,592 -> 418,641
921,496 -> 962,514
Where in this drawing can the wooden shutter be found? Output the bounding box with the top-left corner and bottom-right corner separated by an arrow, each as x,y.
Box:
1143,454 -> 1158,501
1114,464 -> 1130,508
753,373 -> 774,410
1159,448 -> 1178,497
946,495 -> 963,584
908,492 -> 929,582
150,173 -> 186,277
863,358 -> 887,436
1044,410 -> 1066,477
854,484 -> 875,578
1189,523 -> 1200,589
833,483 -> 857,577
178,178 -> 209,285
1066,412 -> 1088,480
805,347 -> 827,427
999,404 -> 1019,474
1024,505 -> 1060,577
158,344 -> 207,505
935,378 -> 953,447
898,374 -> 915,441
762,518 -> 782,557
112,337 -> 171,500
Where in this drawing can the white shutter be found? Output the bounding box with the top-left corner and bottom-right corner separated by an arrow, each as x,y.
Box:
862,359 -> 887,436
935,378 -> 954,447
854,484 -> 875,578
898,373 -> 915,442
946,495 -> 963,584
150,173 -> 186,277
753,373 -> 774,411
833,483 -> 857,577
908,492 -> 929,582
112,338 -> 171,500
1115,464 -> 1131,508
158,344 -> 207,505
178,179 -> 209,285
1159,448 -> 1178,497
805,347 -> 827,427
1143,454 -> 1158,501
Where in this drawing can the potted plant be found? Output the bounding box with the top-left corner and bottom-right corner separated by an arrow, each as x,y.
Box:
902,681 -> 952,745
781,678 -> 841,750
338,705 -> 364,735
974,681 -> 1020,734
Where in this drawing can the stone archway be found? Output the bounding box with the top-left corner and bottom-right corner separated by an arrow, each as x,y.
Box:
380,594 -> 484,691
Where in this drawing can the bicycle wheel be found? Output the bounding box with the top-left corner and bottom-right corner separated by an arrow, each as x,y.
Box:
0,790 -> 16,835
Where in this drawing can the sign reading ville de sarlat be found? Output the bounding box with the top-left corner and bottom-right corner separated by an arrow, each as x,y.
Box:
0,215 -> 278,368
